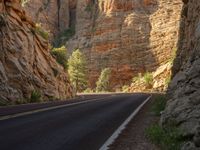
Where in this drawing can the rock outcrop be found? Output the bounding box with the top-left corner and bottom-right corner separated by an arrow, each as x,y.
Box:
0,0 -> 73,104
67,0 -> 183,89
24,0 -> 70,40
161,0 -> 200,149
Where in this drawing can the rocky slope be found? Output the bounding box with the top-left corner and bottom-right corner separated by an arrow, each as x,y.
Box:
161,0 -> 200,149
0,0 -> 73,104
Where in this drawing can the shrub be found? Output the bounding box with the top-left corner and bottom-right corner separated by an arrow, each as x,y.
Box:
146,124 -> 183,150
53,27 -> 75,47
132,75 -> 141,83
21,0 -> 29,7
144,72 -> 153,86
96,68 -> 111,92
15,99 -> 27,105
165,76 -> 171,86
83,88 -> 94,93
51,46 -> 68,69
35,23 -> 49,40
151,95 -> 167,116
30,90 -> 42,103
122,85 -> 129,93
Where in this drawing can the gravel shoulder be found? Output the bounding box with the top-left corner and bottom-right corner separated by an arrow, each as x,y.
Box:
109,95 -> 160,150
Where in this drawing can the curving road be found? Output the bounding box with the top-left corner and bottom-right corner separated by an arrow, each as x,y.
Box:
0,93 -> 149,150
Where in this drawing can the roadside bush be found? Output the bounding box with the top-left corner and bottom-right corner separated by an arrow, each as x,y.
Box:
96,68 -> 111,92
151,95 -> 167,116
83,88 -> 94,93
122,85 -> 129,93
144,72 -> 153,86
146,124 -> 183,150
30,90 -> 42,103
51,46 -> 68,69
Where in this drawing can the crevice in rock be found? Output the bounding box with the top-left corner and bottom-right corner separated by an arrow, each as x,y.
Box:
57,0 -> 61,31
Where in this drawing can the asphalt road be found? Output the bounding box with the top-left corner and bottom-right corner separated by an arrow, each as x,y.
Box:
0,93 -> 149,150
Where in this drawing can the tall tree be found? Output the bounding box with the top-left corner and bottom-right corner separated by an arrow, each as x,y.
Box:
68,49 -> 87,92
96,68 -> 111,92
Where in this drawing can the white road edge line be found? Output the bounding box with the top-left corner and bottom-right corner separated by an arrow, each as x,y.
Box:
0,96 -> 115,121
99,95 -> 152,150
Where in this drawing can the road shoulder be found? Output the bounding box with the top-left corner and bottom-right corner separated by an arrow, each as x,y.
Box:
109,94 -> 160,150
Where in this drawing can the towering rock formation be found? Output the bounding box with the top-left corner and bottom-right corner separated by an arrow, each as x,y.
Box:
0,0 -> 73,104
24,0 -> 183,89
162,0 -> 200,149
67,0 -> 183,89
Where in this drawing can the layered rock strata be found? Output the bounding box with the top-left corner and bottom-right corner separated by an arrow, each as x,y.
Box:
67,0 -> 183,89
0,0 -> 74,103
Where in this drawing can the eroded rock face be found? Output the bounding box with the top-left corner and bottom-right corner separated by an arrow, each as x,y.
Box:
67,0 -> 182,89
161,0 -> 200,149
23,0 -> 183,90
0,0 -> 73,103
24,0 -> 70,40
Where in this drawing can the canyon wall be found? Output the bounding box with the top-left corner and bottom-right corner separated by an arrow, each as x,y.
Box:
0,0 -> 73,104
161,0 -> 200,149
24,0 -> 70,40
24,0 -> 183,90
67,0 -> 183,89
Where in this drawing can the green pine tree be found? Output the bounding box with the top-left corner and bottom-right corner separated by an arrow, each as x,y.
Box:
96,68 -> 111,92
68,49 -> 88,92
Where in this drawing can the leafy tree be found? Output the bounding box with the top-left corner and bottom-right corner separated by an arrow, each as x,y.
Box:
96,68 -> 111,92
68,49 -> 87,92
51,46 -> 68,69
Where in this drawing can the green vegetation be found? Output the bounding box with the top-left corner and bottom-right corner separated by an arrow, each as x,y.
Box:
30,90 -> 42,103
122,85 -> 129,93
169,48 -> 177,64
53,27 -> 75,47
0,100 -> 9,106
51,46 -> 68,69
21,0 -> 29,7
132,74 -> 141,83
145,95 -> 185,150
34,23 -> 49,40
68,49 -> 88,92
85,3 -> 93,12
144,72 -> 153,86
83,88 -> 94,93
96,68 -> 111,92
151,95 -> 167,116
146,124 -> 183,150
165,76 -> 171,86
131,72 -> 153,87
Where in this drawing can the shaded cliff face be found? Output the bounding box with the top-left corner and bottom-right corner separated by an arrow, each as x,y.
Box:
162,0 -> 200,149
0,0 -> 73,103
24,0 -> 70,40
67,0 -> 182,89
